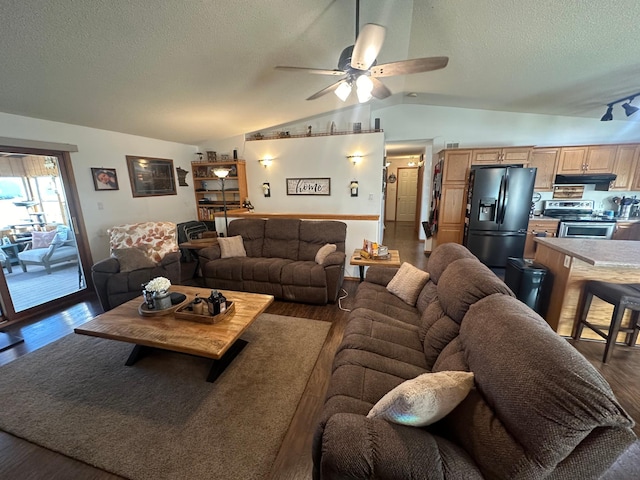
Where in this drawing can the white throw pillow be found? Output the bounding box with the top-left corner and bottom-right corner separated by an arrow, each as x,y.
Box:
386,262 -> 430,305
367,371 -> 475,427
218,235 -> 247,258
315,243 -> 337,264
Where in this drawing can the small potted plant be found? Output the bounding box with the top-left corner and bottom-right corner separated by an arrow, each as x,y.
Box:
145,276 -> 172,310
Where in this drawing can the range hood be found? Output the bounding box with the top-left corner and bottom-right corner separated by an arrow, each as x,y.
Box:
554,173 -> 617,191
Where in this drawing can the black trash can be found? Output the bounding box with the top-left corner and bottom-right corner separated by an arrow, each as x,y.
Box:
504,257 -> 552,317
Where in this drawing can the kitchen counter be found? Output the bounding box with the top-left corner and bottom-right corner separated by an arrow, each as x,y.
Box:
533,237 -> 640,343
533,237 -> 640,267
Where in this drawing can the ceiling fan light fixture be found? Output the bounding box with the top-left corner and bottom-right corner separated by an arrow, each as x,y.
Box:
335,81 -> 352,102
601,105 -> 613,122
356,75 -> 373,103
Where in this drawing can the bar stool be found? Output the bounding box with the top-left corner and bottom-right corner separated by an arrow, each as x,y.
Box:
573,281 -> 640,363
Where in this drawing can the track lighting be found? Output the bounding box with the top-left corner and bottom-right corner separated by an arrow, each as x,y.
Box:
600,91 -> 640,121
622,99 -> 639,117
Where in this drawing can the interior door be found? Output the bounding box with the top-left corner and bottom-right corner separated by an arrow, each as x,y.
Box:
0,148 -> 93,324
396,167 -> 418,222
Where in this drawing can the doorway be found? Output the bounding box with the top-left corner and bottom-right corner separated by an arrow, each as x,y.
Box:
0,147 -> 93,324
395,167 -> 419,221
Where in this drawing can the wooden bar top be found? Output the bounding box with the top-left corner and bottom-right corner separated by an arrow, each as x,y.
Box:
534,237 -> 640,267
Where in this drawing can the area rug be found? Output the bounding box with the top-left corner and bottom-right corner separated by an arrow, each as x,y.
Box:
0,313 -> 330,480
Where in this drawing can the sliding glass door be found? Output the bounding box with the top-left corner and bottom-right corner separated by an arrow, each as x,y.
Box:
0,148 -> 92,324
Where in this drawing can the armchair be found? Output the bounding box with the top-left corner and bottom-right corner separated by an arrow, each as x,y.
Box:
91,221 -> 181,311
18,225 -> 78,274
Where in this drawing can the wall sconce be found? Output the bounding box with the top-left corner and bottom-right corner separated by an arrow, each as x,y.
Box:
259,157 -> 273,168
350,180 -> 359,197
347,154 -> 363,165
262,182 -> 271,197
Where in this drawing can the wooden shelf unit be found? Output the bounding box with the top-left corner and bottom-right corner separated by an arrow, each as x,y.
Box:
191,161 -> 248,222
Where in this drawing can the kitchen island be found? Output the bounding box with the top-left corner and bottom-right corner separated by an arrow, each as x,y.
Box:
533,237 -> 640,343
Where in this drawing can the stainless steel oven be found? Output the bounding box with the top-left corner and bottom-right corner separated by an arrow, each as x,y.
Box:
558,221 -> 616,239
544,199 -> 617,240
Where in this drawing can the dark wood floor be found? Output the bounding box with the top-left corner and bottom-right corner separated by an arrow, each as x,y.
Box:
0,222 -> 638,479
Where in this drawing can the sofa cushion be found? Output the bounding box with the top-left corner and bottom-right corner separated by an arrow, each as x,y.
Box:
437,258 -> 513,323
228,219 -> 265,257
262,218 -> 300,260
111,247 -> 157,272
367,371 -> 475,427
387,262 -> 430,306
353,282 -> 421,326
281,261 -> 327,287
443,293 -> 635,478
426,242 -> 476,283
315,243 -> 336,264
31,230 -> 57,248
299,221 -> 347,261
218,235 -> 247,258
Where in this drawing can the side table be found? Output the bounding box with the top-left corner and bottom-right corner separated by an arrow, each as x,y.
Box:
349,249 -> 401,282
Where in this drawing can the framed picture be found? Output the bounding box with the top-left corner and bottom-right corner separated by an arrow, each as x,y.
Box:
125,156 -> 177,197
286,178 -> 331,196
91,168 -> 119,190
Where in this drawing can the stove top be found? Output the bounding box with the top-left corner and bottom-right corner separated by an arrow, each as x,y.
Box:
551,215 -> 617,223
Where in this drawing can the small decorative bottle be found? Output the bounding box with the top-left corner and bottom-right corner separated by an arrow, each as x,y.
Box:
219,292 -> 227,313
192,294 -> 204,315
208,290 -> 221,315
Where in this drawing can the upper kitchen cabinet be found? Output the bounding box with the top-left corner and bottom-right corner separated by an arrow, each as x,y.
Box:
611,144 -> 640,191
557,145 -> 616,174
528,148 -> 559,191
442,150 -> 472,183
471,147 -> 532,166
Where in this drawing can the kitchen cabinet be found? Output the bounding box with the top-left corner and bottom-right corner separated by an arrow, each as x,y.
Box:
612,221 -> 640,240
557,145 -> 616,174
523,218 -> 559,258
611,144 -> 640,190
430,150 -> 472,250
631,148 -> 640,191
528,148 -> 559,191
471,147 -> 531,166
191,161 -> 248,222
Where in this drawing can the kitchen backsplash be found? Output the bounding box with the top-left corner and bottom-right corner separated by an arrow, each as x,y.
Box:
534,186 -> 640,216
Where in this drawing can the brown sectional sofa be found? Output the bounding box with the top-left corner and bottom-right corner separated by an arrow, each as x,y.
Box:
313,243 -> 637,479
198,218 -> 346,304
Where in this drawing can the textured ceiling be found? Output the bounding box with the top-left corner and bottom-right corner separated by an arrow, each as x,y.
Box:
1,0 -> 640,145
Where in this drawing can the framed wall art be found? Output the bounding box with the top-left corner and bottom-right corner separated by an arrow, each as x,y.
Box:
125,156 -> 177,197
286,178 -> 331,196
91,168 -> 119,190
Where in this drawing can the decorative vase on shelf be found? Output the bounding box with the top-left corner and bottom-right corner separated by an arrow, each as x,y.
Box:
153,290 -> 172,310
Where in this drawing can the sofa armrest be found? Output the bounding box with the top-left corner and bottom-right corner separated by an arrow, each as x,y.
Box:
364,266 -> 399,286
159,251 -> 181,266
321,251 -> 346,267
197,245 -> 221,262
92,257 -> 120,274
319,413 -> 477,480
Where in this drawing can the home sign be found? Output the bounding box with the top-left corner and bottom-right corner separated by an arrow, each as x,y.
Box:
286,178 -> 331,195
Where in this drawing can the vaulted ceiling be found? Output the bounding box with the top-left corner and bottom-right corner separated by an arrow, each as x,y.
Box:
1,1 -> 639,145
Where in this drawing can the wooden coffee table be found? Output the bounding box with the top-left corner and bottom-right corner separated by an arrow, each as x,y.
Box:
74,285 -> 274,382
349,249 -> 401,281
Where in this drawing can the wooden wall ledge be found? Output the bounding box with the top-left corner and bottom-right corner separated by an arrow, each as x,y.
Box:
223,210 -> 379,221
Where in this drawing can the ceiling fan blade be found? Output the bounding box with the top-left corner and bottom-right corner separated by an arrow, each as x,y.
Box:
370,77 -> 392,100
351,23 -> 386,71
275,66 -> 344,76
306,79 -> 347,101
370,56 -> 449,77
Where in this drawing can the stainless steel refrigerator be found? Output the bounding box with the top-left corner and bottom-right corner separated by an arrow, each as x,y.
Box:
463,166 -> 536,267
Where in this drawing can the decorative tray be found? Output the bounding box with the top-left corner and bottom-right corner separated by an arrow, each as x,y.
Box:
174,301 -> 235,324
137,293 -> 188,317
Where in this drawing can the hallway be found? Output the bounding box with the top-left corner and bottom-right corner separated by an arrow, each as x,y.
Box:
382,221 -> 427,270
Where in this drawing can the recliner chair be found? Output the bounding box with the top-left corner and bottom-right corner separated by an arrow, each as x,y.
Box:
91,221 -> 181,311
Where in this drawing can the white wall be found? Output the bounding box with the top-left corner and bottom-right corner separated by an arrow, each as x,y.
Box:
204,132 -> 385,278
0,112 -> 198,262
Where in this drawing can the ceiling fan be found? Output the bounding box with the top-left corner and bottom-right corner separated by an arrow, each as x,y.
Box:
275,0 -> 448,103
